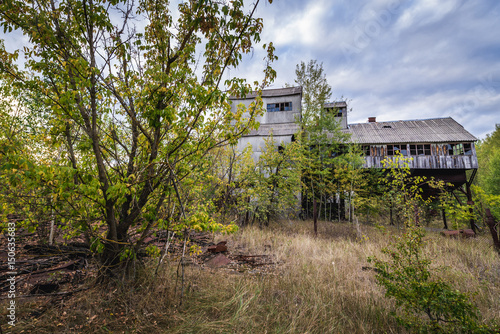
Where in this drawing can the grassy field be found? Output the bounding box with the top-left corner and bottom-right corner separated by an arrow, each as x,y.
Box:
4,220 -> 500,333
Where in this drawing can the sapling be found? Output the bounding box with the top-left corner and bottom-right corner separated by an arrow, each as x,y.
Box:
368,227 -> 492,333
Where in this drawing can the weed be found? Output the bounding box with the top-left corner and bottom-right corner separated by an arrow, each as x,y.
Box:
3,220 -> 498,333
369,227 -> 497,333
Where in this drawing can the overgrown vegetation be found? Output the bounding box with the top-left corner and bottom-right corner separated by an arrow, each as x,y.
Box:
0,0 -> 499,331
475,125 -> 500,221
0,0 -> 276,278
369,227 -> 492,333
247,134 -> 304,225
294,60 -> 357,232
3,220 -> 499,333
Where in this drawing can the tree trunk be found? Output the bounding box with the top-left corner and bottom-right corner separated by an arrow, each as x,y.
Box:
390,202 -> 394,226
485,209 -> 500,252
100,229 -> 128,279
338,193 -> 341,222
466,182 -> 476,233
442,208 -> 448,229
414,204 -> 420,227
313,198 -> 318,237
244,196 -> 250,227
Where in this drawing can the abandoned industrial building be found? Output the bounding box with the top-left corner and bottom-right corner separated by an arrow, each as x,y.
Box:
230,86 -> 303,161
348,117 -> 479,230
230,87 -> 479,228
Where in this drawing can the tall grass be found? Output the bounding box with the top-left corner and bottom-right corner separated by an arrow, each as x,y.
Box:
5,220 -> 499,333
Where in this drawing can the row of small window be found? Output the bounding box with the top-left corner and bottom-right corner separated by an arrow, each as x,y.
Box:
388,144 -> 431,156
267,102 -> 292,112
362,143 -> 473,156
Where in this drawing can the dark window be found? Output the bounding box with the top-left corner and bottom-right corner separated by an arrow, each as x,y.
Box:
387,145 -> 394,156
399,144 -> 408,156
362,145 -> 370,156
424,144 -> 431,155
448,143 -> 463,155
447,143 -> 473,156
387,144 -> 408,156
410,144 -> 416,155
267,102 -> 292,112
463,143 -> 472,155
409,144 -> 431,156
447,144 -> 453,155
325,107 -> 345,117
267,103 -> 279,112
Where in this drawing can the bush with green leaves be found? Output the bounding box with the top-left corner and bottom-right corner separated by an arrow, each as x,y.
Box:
0,0 -> 277,278
368,227 -> 493,333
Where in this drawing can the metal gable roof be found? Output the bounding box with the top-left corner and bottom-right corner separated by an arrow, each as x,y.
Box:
345,117 -> 477,144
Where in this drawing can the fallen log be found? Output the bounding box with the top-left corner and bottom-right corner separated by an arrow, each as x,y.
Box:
24,243 -> 90,258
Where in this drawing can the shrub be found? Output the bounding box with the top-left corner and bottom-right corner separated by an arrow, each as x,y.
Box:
368,227 -> 492,333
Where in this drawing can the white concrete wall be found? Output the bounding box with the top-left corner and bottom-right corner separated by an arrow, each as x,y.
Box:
231,89 -> 302,161
230,94 -> 302,125
237,134 -> 295,161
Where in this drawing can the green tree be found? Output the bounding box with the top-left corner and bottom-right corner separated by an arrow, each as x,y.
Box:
294,59 -> 332,126
0,79 -> 72,243
332,144 -> 366,222
249,134 -> 303,226
477,124 -> 500,196
475,125 -> 500,220
381,154 -> 449,227
370,155 -> 494,332
294,60 -> 350,232
196,144 -> 256,225
0,0 -> 276,278
369,227 -> 490,333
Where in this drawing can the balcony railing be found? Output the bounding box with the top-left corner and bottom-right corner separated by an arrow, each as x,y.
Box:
363,155 -> 478,169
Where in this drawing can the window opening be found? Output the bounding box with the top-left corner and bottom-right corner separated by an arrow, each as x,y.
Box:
387,144 -> 408,156
267,102 -> 292,112
463,143 -> 472,155
409,144 -> 431,156
447,143 -> 473,156
362,145 -> 370,156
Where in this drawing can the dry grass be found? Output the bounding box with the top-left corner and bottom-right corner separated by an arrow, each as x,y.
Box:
3,220 -> 499,333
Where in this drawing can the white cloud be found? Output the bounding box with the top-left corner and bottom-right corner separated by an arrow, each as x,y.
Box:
260,0 -> 331,47
1,0 -> 499,138
394,0 -> 459,31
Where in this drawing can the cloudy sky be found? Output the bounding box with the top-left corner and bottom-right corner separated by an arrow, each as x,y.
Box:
237,0 -> 500,139
1,0 -> 498,139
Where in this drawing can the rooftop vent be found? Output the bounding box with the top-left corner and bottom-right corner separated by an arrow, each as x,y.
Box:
383,125 -> 392,129
368,117 -> 376,123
